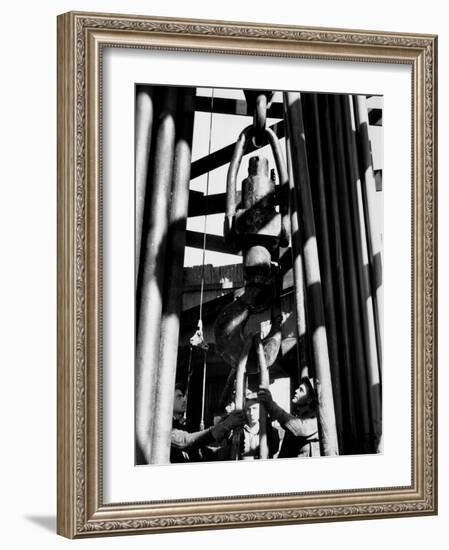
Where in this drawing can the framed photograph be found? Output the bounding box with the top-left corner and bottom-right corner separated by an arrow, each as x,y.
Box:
57,11 -> 437,538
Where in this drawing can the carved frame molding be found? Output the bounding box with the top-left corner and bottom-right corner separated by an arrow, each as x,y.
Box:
57,11 -> 437,538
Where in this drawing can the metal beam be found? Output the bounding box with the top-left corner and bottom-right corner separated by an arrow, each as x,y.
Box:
185,230 -> 239,255
195,95 -> 284,119
188,188 -> 284,217
190,120 -> 285,180
187,191 -> 234,217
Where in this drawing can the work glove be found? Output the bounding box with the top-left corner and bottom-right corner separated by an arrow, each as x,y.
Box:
211,410 -> 246,442
257,387 -> 274,411
258,386 -> 290,423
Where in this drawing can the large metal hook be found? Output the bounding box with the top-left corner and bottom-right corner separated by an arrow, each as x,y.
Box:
224,125 -> 289,248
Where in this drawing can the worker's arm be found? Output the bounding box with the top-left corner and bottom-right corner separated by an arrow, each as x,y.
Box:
258,388 -> 318,438
171,428 -> 213,450
171,410 -> 246,450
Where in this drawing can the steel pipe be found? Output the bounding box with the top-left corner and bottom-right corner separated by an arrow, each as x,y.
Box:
135,87 -> 178,463
150,89 -> 196,464
332,94 -> 372,453
319,94 -> 358,452
283,92 -> 339,456
135,85 -> 155,277
256,335 -> 270,460
303,93 -> 345,451
353,95 -> 383,367
231,336 -> 252,460
342,96 -> 382,451
284,137 -> 308,380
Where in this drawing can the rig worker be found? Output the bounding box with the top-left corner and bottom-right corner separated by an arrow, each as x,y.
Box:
258,377 -> 320,458
170,382 -> 245,463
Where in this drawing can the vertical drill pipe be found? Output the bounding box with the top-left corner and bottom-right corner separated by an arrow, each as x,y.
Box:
199,349 -> 207,431
284,137 -> 308,379
218,367 -> 236,410
354,95 -> 383,368
342,96 -> 382,451
303,93 -> 345,451
135,85 -> 155,277
284,92 -> 339,456
135,87 -> 178,463
319,94 -> 358,452
332,95 -> 372,452
151,88 -> 196,464
231,336 -> 252,460
256,336 -> 270,459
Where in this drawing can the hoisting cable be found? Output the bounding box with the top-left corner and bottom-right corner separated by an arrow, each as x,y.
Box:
187,88 -> 214,430
199,87 -> 215,325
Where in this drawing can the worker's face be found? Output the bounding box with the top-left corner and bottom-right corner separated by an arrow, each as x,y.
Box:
245,403 -> 260,426
292,382 -> 310,406
173,389 -> 187,415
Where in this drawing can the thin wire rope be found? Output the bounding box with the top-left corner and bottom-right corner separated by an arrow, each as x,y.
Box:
197,89 -> 215,431
198,89 -> 215,323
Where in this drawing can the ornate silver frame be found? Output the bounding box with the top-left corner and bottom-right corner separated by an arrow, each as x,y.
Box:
57,11 -> 437,538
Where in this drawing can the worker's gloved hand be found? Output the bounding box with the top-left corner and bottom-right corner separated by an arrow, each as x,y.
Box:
258,386 -> 290,423
257,387 -> 274,410
210,410 -> 246,442
225,410 -> 246,428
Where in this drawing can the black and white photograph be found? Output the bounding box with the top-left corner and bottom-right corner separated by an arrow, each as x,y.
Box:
1,0 -> 442,545
134,85 -> 383,465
